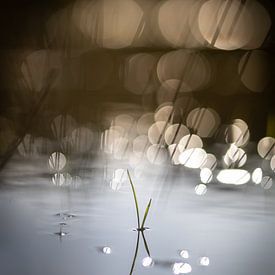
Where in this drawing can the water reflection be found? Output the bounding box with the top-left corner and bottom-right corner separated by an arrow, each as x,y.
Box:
142,256 -> 154,267
199,256 -> 210,266
0,0 -> 273,274
172,262 -> 192,274
179,250 -> 189,259
54,222 -> 68,238
102,246 -> 112,255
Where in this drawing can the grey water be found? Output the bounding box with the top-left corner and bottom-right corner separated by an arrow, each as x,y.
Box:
0,156 -> 275,275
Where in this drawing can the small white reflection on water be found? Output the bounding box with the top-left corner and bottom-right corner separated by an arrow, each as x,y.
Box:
179,250 -> 189,259
195,184 -> 207,195
200,168 -> 213,183
102,247 -> 112,254
261,176 -> 273,190
172,262 -> 192,274
252,168 -> 263,184
199,256 -> 210,266
142,256 -> 154,267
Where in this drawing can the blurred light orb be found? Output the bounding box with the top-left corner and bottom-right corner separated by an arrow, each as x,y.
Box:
235,148 -> 247,168
156,0 -> 202,48
133,135 -> 149,157
224,124 -> 243,144
217,169 -> 250,185
168,144 -> 182,165
179,148 -> 207,169
231,119 -> 250,147
238,50 -> 270,93
252,168 -> 263,184
257,137 -> 275,160
52,173 -> 72,187
113,137 -> 131,160
102,246 -> 112,254
137,113 -> 155,135
178,134 -> 203,152
148,121 -> 170,145
179,250 -> 189,259
157,50 -> 210,92
146,144 -> 168,165
199,256 -> 210,266
142,256 -> 154,267
226,144 -> 240,163
200,168 -> 213,183
164,124 -> 190,145
198,0 -> 252,50
270,155 -> 275,172
103,128 -> 122,154
123,53 -> 158,95
173,262 -> 192,274
261,176 -> 273,190
186,107 -> 220,138
114,114 -> 136,136
52,173 -> 65,186
110,169 -> 127,191
224,146 -> 247,168
195,184 -> 207,196
200,153 -> 217,170
87,0 -> 144,48
157,80 -> 181,105
154,104 -> 174,122
49,152 -> 67,171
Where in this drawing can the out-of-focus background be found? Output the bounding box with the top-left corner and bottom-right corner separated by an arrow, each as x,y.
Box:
0,1 -> 275,275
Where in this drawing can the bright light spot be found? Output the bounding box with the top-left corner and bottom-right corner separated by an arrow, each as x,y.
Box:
257,137 -> 275,160
252,168 -> 263,184
200,168 -> 213,183
142,257 -> 154,267
224,146 -> 247,168
164,124 -> 190,145
52,173 -> 65,186
102,247 -> 112,254
110,169 -> 127,191
195,184 -> 207,196
178,134 -> 203,151
179,148 -> 207,168
217,169 -> 250,185
235,148 -> 247,168
52,173 -> 72,186
224,124 -> 243,144
226,144 -> 239,162
148,121 -> 170,145
199,256 -> 210,266
179,250 -> 189,259
173,262 -> 192,274
232,118 -> 250,147
261,176 -> 273,190
200,153 -> 217,170
49,152 -> 66,171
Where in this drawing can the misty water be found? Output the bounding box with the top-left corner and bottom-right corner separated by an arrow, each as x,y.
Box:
0,154 -> 274,275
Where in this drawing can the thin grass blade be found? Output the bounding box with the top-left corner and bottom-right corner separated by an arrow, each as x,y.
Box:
141,198 -> 152,229
141,231 -> 151,257
129,231 -> 140,275
127,169 -> 140,229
